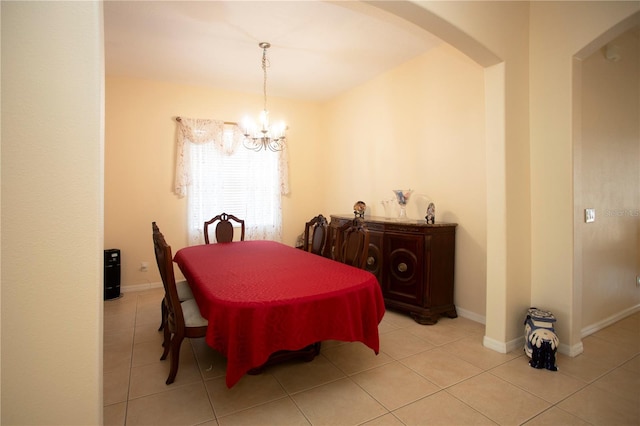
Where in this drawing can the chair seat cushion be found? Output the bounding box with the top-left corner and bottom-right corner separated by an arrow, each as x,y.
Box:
180,298 -> 208,327
176,280 -> 194,301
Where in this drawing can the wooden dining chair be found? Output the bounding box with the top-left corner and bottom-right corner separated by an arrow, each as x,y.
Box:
152,222 -> 208,384
155,226 -> 194,332
303,214 -> 329,256
204,213 -> 245,243
157,279 -> 194,332
334,218 -> 370,269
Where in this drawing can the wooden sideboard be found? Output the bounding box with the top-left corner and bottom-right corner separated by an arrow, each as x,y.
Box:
330,215 -> 457,325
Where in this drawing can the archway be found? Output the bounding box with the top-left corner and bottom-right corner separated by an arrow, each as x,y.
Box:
363,1 -> 510,350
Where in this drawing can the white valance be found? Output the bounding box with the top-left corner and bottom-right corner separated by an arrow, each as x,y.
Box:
173,117 -> 290,198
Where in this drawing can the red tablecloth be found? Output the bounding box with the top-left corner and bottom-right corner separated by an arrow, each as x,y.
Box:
173,240 -> 385,387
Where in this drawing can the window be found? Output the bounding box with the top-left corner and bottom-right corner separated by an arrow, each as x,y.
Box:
174,118 -> 289,245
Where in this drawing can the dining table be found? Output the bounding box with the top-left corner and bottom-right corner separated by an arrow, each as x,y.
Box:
173,240 -> 385,388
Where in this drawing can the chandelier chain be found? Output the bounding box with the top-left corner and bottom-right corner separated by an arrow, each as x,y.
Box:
262,47 -> 270,112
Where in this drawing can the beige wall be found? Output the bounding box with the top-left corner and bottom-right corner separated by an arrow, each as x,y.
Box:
322,44 -> 488,318
1,2 -> 104,424
580,29 -> 640,327
105,77 -> 324,286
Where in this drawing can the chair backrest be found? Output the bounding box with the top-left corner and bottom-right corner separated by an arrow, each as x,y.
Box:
204,213 -> 245,244
303,214 -> 329,256
334,218 -> 370,269
152,222 -> 185,331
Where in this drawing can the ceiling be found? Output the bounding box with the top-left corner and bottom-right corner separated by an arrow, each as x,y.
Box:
103,0 -> 443,102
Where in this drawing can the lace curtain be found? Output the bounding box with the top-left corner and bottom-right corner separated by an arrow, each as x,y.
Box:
174,117 -> 290,244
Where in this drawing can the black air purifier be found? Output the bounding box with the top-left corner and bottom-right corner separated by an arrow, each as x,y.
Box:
104,249 -> 121,300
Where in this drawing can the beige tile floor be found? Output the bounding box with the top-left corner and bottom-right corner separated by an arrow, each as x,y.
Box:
104,287 -> 639,426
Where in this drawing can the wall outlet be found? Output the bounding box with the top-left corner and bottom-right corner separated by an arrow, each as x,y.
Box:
585,208 -> 595,223
141,261 -> 149,272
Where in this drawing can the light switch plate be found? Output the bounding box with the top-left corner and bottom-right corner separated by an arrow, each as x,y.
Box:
585,208 -> 595,223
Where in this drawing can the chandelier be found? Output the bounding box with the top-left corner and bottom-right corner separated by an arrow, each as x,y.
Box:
242,42 -> 286,152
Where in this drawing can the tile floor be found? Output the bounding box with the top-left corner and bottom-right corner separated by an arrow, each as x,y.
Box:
104,287 -> 639,425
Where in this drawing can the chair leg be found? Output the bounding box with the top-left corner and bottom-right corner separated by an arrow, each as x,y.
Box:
160,325 -> 171,360
158,300 -> 166,332
166,334 -> 184,385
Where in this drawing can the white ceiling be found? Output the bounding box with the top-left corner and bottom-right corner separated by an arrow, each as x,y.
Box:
104,0 -> 443,101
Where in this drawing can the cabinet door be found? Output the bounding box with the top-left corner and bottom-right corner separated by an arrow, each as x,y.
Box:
383,232 -> 425,305
365,230 -> 383,283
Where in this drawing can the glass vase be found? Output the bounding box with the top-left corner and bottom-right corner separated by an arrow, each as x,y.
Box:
392,189 -> 413,220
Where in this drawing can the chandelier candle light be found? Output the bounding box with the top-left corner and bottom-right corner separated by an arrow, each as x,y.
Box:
242,42 -> 287,152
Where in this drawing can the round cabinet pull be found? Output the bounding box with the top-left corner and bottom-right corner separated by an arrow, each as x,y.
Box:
367,256 -> 375,266
397,262 -> 407,272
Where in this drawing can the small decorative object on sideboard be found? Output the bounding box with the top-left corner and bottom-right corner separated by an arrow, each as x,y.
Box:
380,199 -> 395,219
524,307 -> 558,371
425,202 -> 436,224
353,201 -> 366,218
392,189 -> 413,219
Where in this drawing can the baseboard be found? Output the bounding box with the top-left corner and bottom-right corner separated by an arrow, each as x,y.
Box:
458,309 -> 526,354
506,335 -> 525,354
121,282 -> 163,293
581,304 -> 640,338
456,307 -> 486,324
482,335 -> 509,354
481,305 -> 638,358
561,341 -> 584,357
